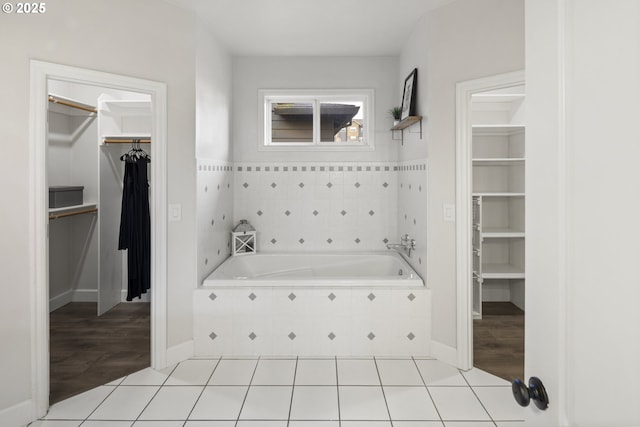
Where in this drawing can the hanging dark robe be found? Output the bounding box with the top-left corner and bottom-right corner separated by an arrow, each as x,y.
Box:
118,156 -> 151,301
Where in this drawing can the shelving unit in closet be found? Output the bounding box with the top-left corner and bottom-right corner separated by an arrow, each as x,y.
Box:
98,99 -> 152,145
471,88 -> 525,319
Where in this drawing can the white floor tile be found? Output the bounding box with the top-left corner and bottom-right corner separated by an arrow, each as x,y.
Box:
290,386 -> 339,420
443,423 -> 496,427
289,421 -> 340,427
120,366 -> 174,386
81,422 -> 132,427
208,359 -> 258,385
428,387 -> 491,421
341,422 -> 392,427
138,386 -> 203,420
45,386 -> 114,420
393,422 -> 444,427
30,421 -> 82,427
252,358 -> 296,385
236,422 -> 288,427
134,422 -> 185,427
383,386 -> 440,420
295,359 -> 337,385
338,386 -> 389,421
375,359 -> 423,386
337,359 -> 380,385
88,386 -> 158,420
239,385 -> 292,420
184,422 -> 236,427
494,422 -> 525,426
473,387 -> 525,421
414,359 -> 468,386
460,368 -> 510,386
188,386 -> 247,420
165,359 -> 219,385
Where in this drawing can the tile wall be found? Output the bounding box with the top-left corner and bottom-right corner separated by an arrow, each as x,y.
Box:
398,159 -> 429,280
197,160 -> 234,283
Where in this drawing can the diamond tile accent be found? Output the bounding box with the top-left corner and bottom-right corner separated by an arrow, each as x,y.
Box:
407,332 -> 416,341
271,182 -> 277,188
341,210 -> 347,216
355,238 -> 361,244
209,293 -> 217,301
369,210 -> 375,216
288,332 -> 296,340
299,238 -> 305,244
326,182 -> 333,188
285,210 -> 291,216
328,293 -> 336,301
248,293 -> 257,301
419,185 -> 422,192
248,332 -> 257,340
327,238 -> 333,244
271,238 -> 277,244
257,210 -> 263,216
383,182 -> 389,188
368,293 -> 376,301
355,182 -> 361,188
209,332 -> 218,340
383,238 -> 389,244
313,210 -> 319,216
368,332 -> 376,341
407,293 -> 416,301
299,182 -> 305,188
288,292 -> 296,301
243,182 -> 249,188
328,332 -> 336,340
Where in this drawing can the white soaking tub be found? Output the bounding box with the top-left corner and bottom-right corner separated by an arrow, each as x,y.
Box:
202,251 -> 423,287
194,251 -> 430,357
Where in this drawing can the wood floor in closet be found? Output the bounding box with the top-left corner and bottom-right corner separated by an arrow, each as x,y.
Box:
49,302 -> 150,404
473,302 -> 524,382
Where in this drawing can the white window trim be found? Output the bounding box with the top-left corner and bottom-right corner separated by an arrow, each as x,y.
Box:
259,89 -> 375,151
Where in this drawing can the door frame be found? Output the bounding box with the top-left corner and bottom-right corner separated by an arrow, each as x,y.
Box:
455,70 -> 525,370
29,60 -> 168,416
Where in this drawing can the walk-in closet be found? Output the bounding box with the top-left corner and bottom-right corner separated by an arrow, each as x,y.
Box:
470,85 -> 525,381
47,80 -> 152,403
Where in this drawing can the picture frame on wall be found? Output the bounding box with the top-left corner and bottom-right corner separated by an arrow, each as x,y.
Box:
400,68 -> 418,120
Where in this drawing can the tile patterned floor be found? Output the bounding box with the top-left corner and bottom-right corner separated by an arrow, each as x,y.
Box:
30,357 -> 524,427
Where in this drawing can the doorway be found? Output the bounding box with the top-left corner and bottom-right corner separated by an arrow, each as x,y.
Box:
455,70 -> 525,380
30,61 -> 168,416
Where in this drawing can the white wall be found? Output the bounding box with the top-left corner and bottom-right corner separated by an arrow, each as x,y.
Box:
526,1 -> 640,425
0,0 -> 197,419
399,0 -> 524,350
232,56 -> 399,162
195,22 -> 234,284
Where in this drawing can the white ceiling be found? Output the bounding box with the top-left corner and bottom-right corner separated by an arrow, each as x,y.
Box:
167,0 -> 456,56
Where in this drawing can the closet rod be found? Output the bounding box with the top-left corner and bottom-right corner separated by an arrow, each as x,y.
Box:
48,95 -> 98,114
49,207 -> 98,220
103,138 -> 151,144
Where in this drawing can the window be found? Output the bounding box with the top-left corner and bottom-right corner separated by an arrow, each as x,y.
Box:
260,89 -> 374,151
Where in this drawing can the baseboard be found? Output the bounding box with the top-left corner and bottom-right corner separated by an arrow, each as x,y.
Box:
72,289 -> 97,302
430,340 -> 458,367
166,340 -> 194,367
0,398 -> 35,427
49,289 -> 73,312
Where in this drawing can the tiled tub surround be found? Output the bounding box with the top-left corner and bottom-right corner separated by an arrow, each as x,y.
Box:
398,159 -> 429,275
197,160 -> 234,282
194,258 -> 429,356
234,162 -> 400,252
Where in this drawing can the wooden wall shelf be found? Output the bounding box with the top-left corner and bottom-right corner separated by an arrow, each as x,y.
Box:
391,115 -> 423,144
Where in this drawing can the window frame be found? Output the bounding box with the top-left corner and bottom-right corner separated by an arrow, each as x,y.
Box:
259,89 -> 375,151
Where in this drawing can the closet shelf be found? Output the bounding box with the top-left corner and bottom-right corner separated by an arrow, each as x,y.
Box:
472,158 -> 525,165
102,136 -> 151,144
49,203 -> 98,220
473,192 -> 525,197
472,125 -> 524,136
482,263 -> 525,279
48,94 -> 97,116
481,227 -> 525,238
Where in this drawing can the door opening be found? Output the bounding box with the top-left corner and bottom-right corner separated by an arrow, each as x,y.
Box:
30,61 -> 168,416
455,71 -> 525,380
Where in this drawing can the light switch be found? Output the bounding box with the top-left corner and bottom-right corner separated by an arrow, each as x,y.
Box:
443,204 -> 455,222
169,204 -> 182,222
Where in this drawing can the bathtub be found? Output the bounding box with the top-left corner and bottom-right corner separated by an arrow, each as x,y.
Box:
203,251 -> 423,287
194,251 -> 430,357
